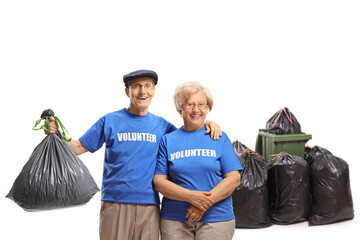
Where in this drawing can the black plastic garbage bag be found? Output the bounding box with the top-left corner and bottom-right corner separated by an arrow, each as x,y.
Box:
7,111 -> 99,211
305,146 -> 354,226
265,107 -> 301,134
232,140 -> 273,168
231,141 -> 272,228
268,153 -> 310,224
232,140 -> 248,154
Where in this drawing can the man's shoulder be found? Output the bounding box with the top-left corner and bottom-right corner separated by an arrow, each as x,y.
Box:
161,128 -> 183,141
148,112 -> 175,127
148,111 -> 166,121
103,108 -> 125,116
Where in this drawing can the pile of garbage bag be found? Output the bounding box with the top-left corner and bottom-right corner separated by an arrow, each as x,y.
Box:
231,107 -> 354,228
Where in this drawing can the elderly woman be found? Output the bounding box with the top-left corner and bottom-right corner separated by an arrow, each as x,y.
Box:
153,81 -> 242,240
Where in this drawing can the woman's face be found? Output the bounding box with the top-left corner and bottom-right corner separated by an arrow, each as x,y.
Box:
182,91 -> 208,131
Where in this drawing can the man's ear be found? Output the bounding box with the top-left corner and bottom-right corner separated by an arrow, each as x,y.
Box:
125,87 -> 130,98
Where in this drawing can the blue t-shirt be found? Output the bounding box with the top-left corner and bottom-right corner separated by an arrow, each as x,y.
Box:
79,108 -> 176,204
155,126 -> 243,222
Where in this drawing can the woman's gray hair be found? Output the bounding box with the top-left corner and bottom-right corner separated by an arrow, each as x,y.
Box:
173,81 -> 214,114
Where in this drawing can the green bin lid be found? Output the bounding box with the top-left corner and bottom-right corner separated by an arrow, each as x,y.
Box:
258,129 -> 312,142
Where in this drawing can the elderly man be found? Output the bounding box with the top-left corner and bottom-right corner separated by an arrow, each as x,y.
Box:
46,70 -> 221,240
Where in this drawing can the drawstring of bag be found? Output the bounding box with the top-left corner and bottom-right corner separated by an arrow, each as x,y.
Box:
32,116 -> 72,142
269,108 -> 294,126
269,152 -> 289,162
233,141 -> 243,156
236,147 -> 262,161
234,141 -> 242,156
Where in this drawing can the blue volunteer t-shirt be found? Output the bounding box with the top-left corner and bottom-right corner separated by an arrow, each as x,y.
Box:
79,108 -> 176,204
155,126 -> 243,222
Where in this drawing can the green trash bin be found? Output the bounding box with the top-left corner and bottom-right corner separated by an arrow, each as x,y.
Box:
255,129 -> 312,160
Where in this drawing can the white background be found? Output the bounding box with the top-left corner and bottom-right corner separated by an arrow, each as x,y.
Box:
1,0 -> 359,239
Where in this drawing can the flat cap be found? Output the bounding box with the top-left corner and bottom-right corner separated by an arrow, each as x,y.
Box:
123,69 -> 158,86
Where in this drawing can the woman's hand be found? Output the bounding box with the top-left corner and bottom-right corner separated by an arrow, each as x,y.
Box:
153,175 -> 214,211
186,205 -> 205,222
188,191 -> 214,211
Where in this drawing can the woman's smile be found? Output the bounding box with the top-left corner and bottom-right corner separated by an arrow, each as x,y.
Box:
182,92 -> 208,131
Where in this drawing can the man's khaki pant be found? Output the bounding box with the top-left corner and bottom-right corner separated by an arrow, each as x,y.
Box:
160,218 -> 235,240
99,201 -> 160,240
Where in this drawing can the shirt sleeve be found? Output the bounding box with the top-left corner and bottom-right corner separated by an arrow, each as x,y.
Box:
79,117 -> 106,153
155,137 -> 169,175
165,121 -> 177,134
220,133 -> 243,175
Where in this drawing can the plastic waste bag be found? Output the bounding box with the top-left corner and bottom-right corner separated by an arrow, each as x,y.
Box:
232,140 -> 248,153
7,110 -> 99,211
268,153 -> 310,224
231,141 -> 272,228
305,146 -> 354,226
265,107 -> 301,134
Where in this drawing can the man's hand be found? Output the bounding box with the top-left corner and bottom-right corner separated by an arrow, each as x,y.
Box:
205,120 -> 222,140
44,117 -> 58,135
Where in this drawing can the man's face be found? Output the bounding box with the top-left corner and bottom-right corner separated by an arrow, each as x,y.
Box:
125,77 -> 156,111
